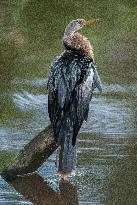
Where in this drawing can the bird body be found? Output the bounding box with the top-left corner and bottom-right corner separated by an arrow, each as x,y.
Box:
48,19 -> 102,176
48,51 -> 101,145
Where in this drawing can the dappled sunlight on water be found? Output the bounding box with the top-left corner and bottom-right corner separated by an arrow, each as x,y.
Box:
1,81 -> 137,204
0,82 -> 136,151
0,0 -> 136,204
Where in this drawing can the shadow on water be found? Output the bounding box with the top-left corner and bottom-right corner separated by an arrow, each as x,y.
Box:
4,173 -> 78,205
2,141 -> 137,205
0,0 -> 137,204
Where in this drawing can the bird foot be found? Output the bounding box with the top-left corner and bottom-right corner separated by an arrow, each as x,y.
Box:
58,170 -> 75,180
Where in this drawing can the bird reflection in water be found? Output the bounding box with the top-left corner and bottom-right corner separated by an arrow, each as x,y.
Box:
5,173 -> 79,205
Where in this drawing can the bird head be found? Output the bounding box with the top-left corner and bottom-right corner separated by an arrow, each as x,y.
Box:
64,18 -> 100,36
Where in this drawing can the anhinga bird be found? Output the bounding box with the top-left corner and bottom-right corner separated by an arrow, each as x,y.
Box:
48,19 -> 102,178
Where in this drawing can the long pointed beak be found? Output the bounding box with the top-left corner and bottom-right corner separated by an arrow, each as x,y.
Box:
84,18 -> 100,26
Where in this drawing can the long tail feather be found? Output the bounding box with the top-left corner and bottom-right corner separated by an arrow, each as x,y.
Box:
58,133 -> 77,177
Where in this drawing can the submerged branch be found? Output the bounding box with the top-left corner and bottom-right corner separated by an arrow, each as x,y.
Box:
2,125 -> 58,179
2,123 -> 77,180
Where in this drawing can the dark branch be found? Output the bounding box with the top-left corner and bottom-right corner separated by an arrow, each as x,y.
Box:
2,125 -> 58,180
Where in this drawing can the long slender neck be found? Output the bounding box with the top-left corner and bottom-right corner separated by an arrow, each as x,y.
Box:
63,32 -> 94,60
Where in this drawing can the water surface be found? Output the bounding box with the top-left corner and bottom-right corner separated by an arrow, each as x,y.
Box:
0,0 -> 137,204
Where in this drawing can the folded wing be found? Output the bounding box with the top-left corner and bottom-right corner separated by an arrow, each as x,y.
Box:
48,51 -> 102,146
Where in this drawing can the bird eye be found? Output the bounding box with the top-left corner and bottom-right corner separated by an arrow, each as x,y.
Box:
78,21 -> 82,26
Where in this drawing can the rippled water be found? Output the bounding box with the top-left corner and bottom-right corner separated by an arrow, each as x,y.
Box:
0,0 -> 137,204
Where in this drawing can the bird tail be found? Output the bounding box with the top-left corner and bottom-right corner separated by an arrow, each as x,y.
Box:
56,116 -> 77,178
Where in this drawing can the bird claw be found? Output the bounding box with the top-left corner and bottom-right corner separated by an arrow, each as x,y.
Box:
58,170 -> 76,180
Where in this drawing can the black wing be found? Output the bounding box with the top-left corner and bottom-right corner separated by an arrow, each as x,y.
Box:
48,51 -> 102,146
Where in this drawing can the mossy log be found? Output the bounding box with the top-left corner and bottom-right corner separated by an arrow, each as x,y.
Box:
2,125 -> 58,179
2,124 -> 77,180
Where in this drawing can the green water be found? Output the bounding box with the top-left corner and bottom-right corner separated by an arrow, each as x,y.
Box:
0,0 -> 137,204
